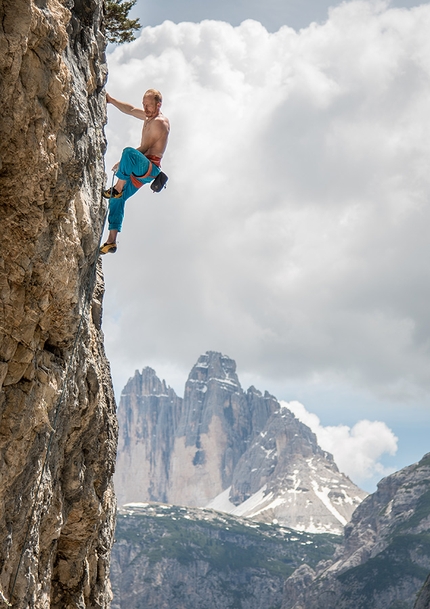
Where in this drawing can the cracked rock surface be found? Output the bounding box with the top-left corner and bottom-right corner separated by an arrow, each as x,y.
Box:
0,0 -> 117,607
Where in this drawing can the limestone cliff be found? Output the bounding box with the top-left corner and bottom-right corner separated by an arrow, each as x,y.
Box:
115,367 -> 183,505
115,352 -> 366,534
0,0 -> 117,607
114,354 -> 275,507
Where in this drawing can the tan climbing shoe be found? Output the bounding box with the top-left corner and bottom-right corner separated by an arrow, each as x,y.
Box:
102,187 -> 122,199
100,242 -> 117,255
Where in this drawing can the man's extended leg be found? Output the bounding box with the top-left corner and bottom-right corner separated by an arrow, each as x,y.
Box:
100,193 -> 129,254
105,229 -> 118,245
100,200 -> 122,254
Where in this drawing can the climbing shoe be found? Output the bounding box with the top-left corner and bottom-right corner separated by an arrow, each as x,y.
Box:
102,187 -> 122,199
100,242 -> 117,255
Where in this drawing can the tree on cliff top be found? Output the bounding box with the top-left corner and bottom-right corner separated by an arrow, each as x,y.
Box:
104,0 -> 141,44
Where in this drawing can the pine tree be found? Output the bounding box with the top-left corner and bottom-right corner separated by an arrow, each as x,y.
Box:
104,0 -> 141,44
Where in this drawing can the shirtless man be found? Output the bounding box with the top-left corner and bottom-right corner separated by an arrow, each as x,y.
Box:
100,88 -> 170,254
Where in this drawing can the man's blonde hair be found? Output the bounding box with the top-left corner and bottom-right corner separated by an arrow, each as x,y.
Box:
144,88 -> 162,104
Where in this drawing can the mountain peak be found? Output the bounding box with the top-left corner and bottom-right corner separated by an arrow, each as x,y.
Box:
122,367 -> 169,397
187,351 -> 241,387
115,353 -> 366,533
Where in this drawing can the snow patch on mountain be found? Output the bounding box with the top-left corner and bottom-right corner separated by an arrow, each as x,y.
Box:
208,455 -> 367,535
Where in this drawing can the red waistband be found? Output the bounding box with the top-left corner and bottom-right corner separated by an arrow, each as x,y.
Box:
146,155 -> 161,167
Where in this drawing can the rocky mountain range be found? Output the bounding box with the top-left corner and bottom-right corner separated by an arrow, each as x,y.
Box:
115,351 -> 367,534
109,452 -> 430,609
282,452 -> 430,609
110,502 -> 341,609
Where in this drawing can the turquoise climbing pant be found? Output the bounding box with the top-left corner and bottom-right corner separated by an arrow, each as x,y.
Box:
108,147 -> 160,232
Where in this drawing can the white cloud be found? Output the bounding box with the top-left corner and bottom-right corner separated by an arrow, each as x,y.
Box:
283,400 -> 398,485
102,2 -> 430,403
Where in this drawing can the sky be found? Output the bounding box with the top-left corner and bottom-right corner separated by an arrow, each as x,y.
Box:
101,0 -> 430,492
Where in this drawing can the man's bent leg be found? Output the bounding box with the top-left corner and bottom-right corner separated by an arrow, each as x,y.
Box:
116,147 -> 152,182
114,178 -> 126,194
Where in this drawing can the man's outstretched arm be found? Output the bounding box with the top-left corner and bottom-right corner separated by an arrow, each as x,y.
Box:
106,92 -> 146,120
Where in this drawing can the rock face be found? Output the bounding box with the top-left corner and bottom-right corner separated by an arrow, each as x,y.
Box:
115,352 -> 366,534
109,503 -> 341,609
115,367 -> 183,506
282,453 -> 430,609
414,573 -> 430,609
167,353 -> 279,508
0,1 -> 117,607
217,407 -> 366,534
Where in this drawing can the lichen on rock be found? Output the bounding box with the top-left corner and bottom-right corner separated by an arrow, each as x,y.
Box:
0,0 -> 117,607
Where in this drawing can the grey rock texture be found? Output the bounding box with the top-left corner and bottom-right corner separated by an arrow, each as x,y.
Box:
414,573 -> 430,609
282,453 -> 430,609
115,352 -> 366,533
0,0 -> 117,607
115,353 -> 277,507
168,353 -> 280,508
109,503 -> 341,609
115,367 -> 183,505
225,407 -> 366,534
229,405 -> 328,505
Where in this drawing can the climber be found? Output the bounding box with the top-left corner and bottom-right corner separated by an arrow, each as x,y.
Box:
100,88 -> 170,254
